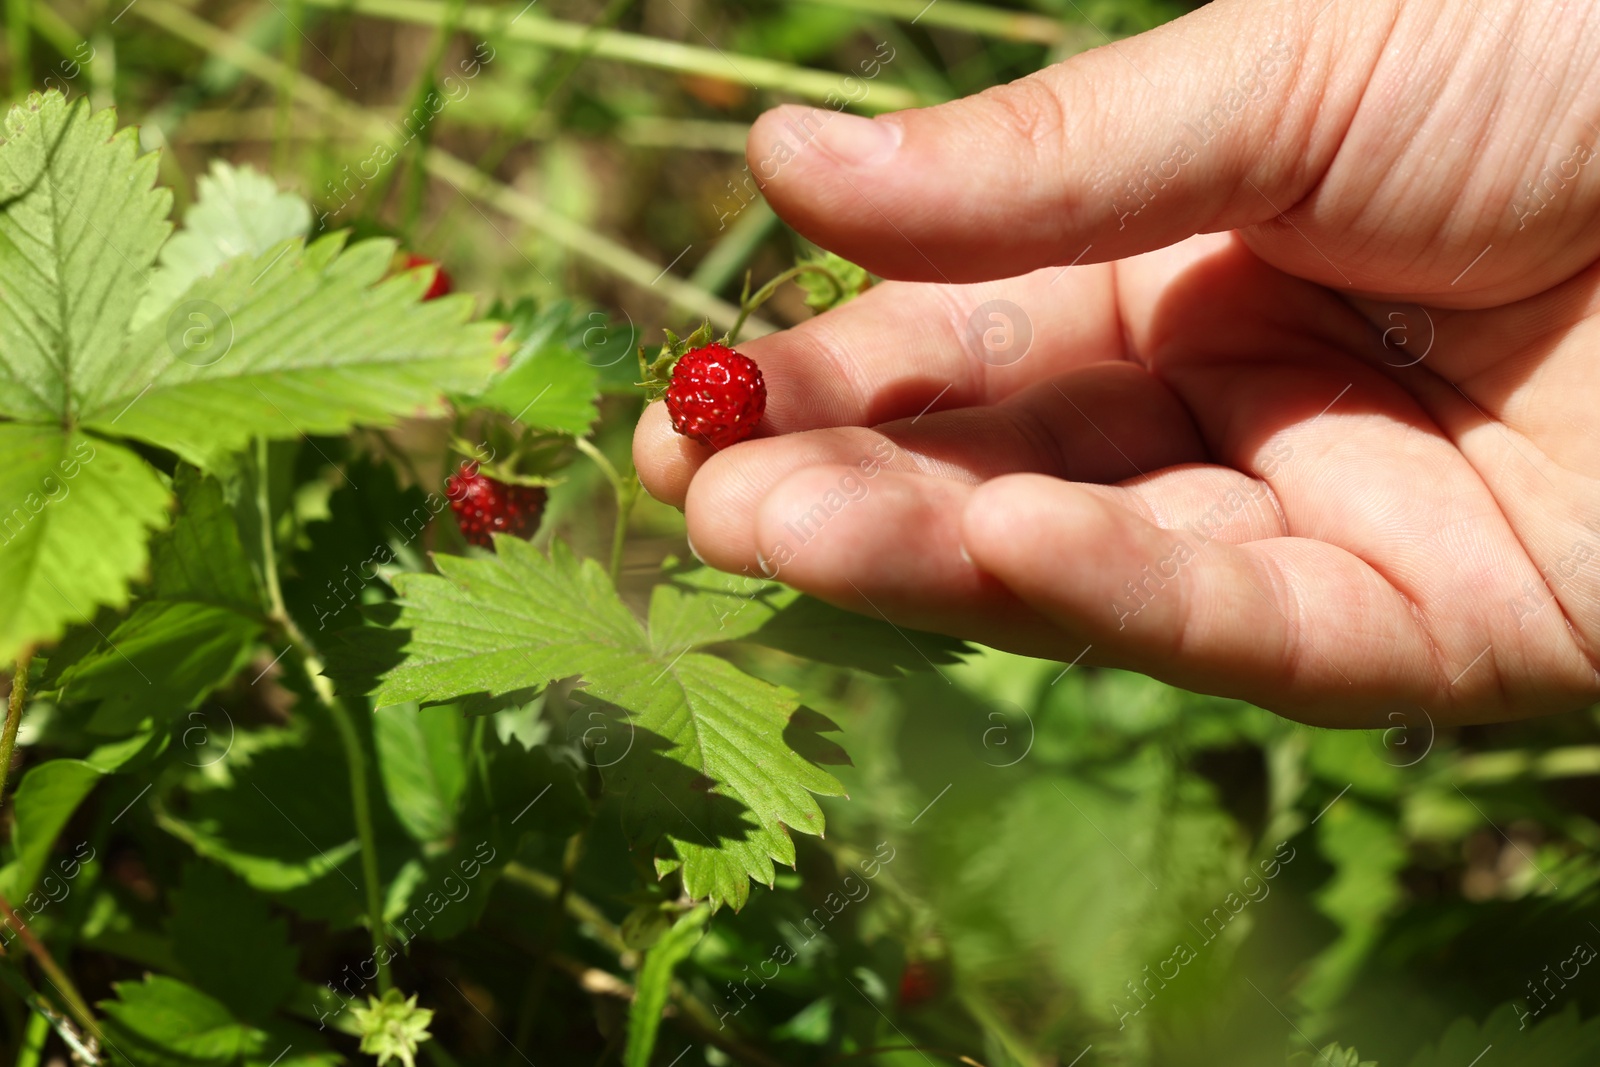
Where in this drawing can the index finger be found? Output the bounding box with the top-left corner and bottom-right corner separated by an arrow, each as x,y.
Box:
635,262 -> 1124,499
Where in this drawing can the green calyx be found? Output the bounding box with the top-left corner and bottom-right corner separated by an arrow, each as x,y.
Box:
637,321 -> 723,400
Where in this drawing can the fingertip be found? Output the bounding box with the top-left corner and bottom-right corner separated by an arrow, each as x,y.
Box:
753,465 -> 978,602
748,105 -> 904,174
633,400 -> 707,510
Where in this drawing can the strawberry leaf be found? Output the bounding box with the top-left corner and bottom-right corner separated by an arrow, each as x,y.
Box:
794,249 -> 871,312
1405,1003 -> 1600,1066
371,539 -> 846,910
660,566 -> 972,675
133,160 -> 313,331
99,975 -> 268,1064
152,467 -> 265,615
373,703 -> 468,845
0,758 -> 103,901
81,233 -> 505,467
55,600 -> 263,735
470,298 -> 604,436
0,426 -> 170,663
0,92 -> 171,422
0,93 -> 499,661
170,861 -> 301,1021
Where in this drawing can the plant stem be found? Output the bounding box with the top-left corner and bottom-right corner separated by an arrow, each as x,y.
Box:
419,0 -> 636,251
254,442 -> 393,994
607,476 -> 640,587
806,0 -> 1067,45
23,1 -> 75,60
501,862 -> 626,953
275,0 -> 304,174
0,659 -> 28,804
0,893 -> 100,1047
87,28 -> 115,112
513,829 -> 587,1048
134,0 -> 762,334
498,865 -> 788,1067
574,438 -> 638,585
6,0 -> 30,101
320,679 -> 394,994
14,1007 -> 48,1067
686,201 -> 779,301
293,0 -> 923,110
728,263 -> 843,344
360,0 -> 462,231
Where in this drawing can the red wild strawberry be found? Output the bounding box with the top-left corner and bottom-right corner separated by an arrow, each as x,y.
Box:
445,461 -> 547,548
897,960 -> 942,1010
665,343 -> 766,450
403,254 -> 453,301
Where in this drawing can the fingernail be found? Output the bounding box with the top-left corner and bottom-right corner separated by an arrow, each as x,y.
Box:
686,530 -> 706,565
810,111 -> 902,166
958,540 -> 974,566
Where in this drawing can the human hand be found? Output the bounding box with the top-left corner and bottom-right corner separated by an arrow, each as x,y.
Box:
633,0 -> 1600,726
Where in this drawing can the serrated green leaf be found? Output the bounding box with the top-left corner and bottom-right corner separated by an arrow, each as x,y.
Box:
0,426 -> 170,663
374,703 -> 467,844
0,759 -> 103,901
473,298 -> 602,435
0,92 -> 171,422
56,600 -> 261,735
99,975 -> 267,1064
661,567 -> 971,675
162,727 -> 365,895
134,160 -> 313,330
171,861 -> 301,1020
1406,1004 -> 1600,1066
284,457 -> 430,634
80,233 -> 504,467
152,467 -> 264,614
1300,799 -> 1406,1012
158,710 -> 413,927
624,904 -> 709,1067
1290,1044 -> 1377,1067
476,345 -> 600,435
794,250 -> 870,312
86,726 -> 169,773
373,539 -> 845,909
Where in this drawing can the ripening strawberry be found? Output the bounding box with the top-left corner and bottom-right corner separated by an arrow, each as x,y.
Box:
445,461 -> 547,547
402,253 -> 453,301
897,959 -> 942,1010
665,343 -> 766,450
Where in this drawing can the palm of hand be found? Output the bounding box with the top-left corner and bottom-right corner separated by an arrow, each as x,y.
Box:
635,0 -> 1600,725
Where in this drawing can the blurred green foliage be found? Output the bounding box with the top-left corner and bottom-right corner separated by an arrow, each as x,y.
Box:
4,1 -> 1600,1066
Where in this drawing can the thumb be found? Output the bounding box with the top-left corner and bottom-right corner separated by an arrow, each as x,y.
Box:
745,0 -> 1375,283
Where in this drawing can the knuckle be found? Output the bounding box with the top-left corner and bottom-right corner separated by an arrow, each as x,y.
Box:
976,73 -> 1073,163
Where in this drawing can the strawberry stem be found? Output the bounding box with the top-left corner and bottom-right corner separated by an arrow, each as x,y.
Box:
574,437 -> 639,585
729,262 -> 846,344
255,439 -> 394,995
0,888 -> 103,1046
